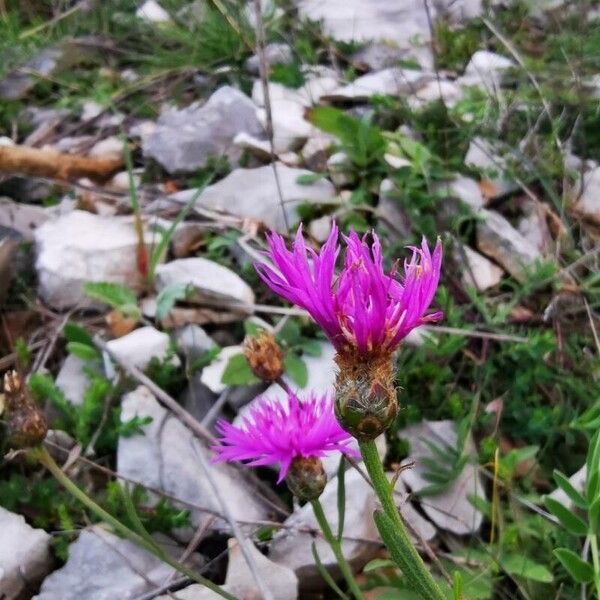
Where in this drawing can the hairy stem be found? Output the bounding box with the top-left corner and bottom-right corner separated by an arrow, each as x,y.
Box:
358,440 -> 445,600
35,446 -> 236,600
311,498 -> 365,600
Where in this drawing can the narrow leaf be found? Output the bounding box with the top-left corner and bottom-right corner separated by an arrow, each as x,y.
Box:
311,542 -> 349,600
553,470 -> 587,509
543,497 -> 588,536
283,352 -> 308,388
66,342 -> 100,361
554,548 -> 594,583
337,456 -> 346,541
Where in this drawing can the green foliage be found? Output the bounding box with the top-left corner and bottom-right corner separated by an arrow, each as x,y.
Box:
82,282 -> 140,319
104,482 -> 191,533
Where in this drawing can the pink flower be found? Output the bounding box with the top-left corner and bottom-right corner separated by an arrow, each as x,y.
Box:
212,393 -> 358,482
255,223 -> 443,356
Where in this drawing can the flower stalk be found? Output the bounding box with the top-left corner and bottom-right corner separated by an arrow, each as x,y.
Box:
34,446 -> 236,600
359,440 -> 445,600
311,498 -> 365,600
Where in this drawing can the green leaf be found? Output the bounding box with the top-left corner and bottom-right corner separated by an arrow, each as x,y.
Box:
553,470 -> 588,509
66,342 -> 100,361
337,456 -> 346,541
452,571 -> 463,600
83,282 -> 140,318
587,430 -> 600,501
543,497 -> 588,536
221,353 -> 259,386
155,283 -> 189,320
554,548 -> 594,583
296,173 -> 326,185
363,558 -> 396,572
62,323 -> 95,348
283,352 -> 308,387
299,339 -> 323,356
311,542 -> 349,599
148,174 -> 213,281
501,554 -> 553,583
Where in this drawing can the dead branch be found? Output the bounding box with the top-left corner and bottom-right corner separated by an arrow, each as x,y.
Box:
0,144 -> 122,183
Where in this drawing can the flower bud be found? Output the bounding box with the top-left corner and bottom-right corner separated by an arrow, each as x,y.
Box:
285,456 -> 327,501
334,353 -> 397,441
3,370 -> 48,448
243,331 -> 285,383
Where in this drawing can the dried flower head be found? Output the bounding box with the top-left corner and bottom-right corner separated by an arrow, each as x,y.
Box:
3,370 -> 48,448
243,331 -> 284,382
212,392 -> 358,485
255,223 -> 442,360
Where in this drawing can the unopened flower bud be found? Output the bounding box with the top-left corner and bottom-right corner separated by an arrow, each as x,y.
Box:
334,353 -> 397,441
244,331 -> 284,383
3,370 -> 48,448
285,456 -> 327,501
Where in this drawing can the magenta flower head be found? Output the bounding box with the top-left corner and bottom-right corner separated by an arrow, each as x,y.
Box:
212,392 -> 359,500
255,223 -> 442,359
255,224 -> 443,441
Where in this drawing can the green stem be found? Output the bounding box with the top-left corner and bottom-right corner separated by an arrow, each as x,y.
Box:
590,533 -> 600,600
359,440 -> 445,600
311,498 -> 365,600
35,447 -> 236,600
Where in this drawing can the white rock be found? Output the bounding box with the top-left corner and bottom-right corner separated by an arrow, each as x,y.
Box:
463,50 -> 514,92
323,67 -> 433,102
245,42 -> 293,74
269,469 -> 379,587
34,526 -> 175,600
80,100 -> 103,121
465,137 -> 518,198
88,136 -> 124,159
155,257 -> 255,309
175,324 -> 216,359
225,539 -> 298,599
169,164 -> 335,233
233,131 -> 272,159
34,210 -> 154,309
252,74 -> 339,152
574,165 -> 600,217
400,420 -> 485,535
136,0 -> 171,23
377,179 -> 411,239
106,326 -> 175,370
327,151 -> 352,186
200,345 -> 243,394
0,196 -> 74,241
55,355 -> 90,407
434,174 -> 486,211
407,79 -> 463,109
454,243 -> 504,291
117,386 -> 269,532
0,506 -> 52,599
476,209 -> 542,283
157,585 -> 228,600
308,215 -> 332,243
518,200 -> 551,253
143,86 -> 265,173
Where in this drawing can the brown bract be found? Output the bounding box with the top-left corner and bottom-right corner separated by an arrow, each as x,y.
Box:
334,351 -> 398,441
244,331 -> 285,383
3,370 -> 48,448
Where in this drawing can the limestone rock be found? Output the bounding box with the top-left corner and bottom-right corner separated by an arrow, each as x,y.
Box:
323,67 -> 433,102
155,257 -> 255,309
34,526 -> 176,600
0,506 -> 52,599
142,86 -> 265,173
476,209 -> 542,283
399,420 -> 485,535
106,326 -> 175,370
117,386 -> 270,533
34,210 -> 153,310
169,164 -> 335,233
454,243 -> 504,291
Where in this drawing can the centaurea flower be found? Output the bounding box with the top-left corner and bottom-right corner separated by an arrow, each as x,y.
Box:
255,224 -> 443,440
212,392 -> 358,499
256,223 -> 442,359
